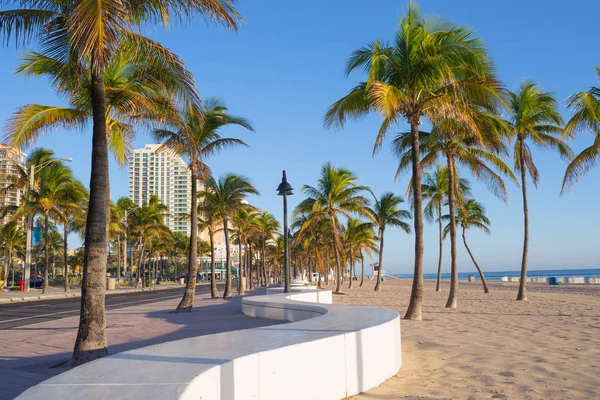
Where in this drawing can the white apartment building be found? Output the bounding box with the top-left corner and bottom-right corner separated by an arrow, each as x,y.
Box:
128,144 -> 192,236
0,144 -> 25,225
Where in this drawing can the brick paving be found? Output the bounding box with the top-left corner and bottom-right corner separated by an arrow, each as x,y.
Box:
0,289 -> 279,399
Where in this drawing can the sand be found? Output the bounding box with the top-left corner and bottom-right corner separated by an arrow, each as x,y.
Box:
327,279 -> 600,400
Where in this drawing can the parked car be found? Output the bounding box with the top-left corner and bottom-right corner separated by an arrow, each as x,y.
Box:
29,275 -> 44,288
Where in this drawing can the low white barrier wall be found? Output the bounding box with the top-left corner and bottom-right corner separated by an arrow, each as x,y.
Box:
17,290 -> 401,400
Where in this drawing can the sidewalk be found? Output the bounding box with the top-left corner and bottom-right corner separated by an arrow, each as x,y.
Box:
0,288 -> 279,400
0,282 -> 186,304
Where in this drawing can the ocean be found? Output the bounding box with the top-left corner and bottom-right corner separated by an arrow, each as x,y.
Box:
393,268 -> 600,281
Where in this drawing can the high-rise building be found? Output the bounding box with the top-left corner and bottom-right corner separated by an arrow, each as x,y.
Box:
0,144 -> 25,225
128,144 -> 192,235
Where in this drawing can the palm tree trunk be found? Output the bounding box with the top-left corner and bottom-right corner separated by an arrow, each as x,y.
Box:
238,238 -> 244,295
348,248 -> 354,289
177,171 -> 199,310
360,251 -> 365,287
123,211 -> 128,279
445,156 -> 459,309
329,214 -> 343,293
153,257 -> 157,286
261,239 -> 267,287
375,228 -> 385,291
223,217 -> 232,297
517,141 -> 529,301
136,241 -> 145,288
4,250 -> 11,290
73,64 -> 110,366
436,202 -> 443,292
462,227 -> 489,293
248,242 -> 253,290
64,224 -> 70,292
405,121 -> 424,320
209,231 -> 218,297
43,214 -> 50,294
116,236 -> 121,282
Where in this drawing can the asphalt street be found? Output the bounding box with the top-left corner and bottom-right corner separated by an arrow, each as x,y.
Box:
0,285 -> 213,330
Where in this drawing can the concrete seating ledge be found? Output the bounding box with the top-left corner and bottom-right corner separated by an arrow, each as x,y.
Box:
17,290 -> 401,400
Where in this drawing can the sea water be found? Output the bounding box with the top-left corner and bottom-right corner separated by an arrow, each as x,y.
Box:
394,268 -> 600,281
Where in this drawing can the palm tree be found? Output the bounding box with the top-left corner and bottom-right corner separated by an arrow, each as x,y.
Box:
0,222 -> 25,290
255,211 -> 280,287
396,110 -> 516,308
196,198 -> 223,298
129,195 -> 169,288
0,0 -> 241,365
343,218 -> 376,289
370,193 -> 411,291
115,197 -> 137,280
324,3 -> 501,319
36,163 -> 87,293
300,163 -> 372,293
61,198 -> 88,292
562,67 -> 600,192
232,206 -> 259,294
507,82 -> 572,301
201,174 -> 259,298
421,166 -> 469,292
154,98 -> 252,310
444,199 -> 491,293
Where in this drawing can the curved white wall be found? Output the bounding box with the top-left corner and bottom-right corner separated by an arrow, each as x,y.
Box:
17,290 -> 401,400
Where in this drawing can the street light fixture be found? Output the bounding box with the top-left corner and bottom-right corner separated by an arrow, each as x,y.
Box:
277,170 -> 293,293
24,157 -> 72,292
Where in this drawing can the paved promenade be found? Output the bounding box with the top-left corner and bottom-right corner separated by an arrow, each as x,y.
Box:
0,288 -> 280,399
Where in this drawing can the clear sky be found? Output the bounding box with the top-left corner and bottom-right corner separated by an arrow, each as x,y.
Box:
0,0 -> 599,274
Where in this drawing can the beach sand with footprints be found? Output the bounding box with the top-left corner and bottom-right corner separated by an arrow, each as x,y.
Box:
325,279 -> 600,400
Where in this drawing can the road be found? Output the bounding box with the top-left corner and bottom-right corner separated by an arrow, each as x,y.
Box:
0,285 -> 212,330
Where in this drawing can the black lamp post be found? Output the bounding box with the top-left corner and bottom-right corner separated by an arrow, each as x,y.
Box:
277,170 -> 293,293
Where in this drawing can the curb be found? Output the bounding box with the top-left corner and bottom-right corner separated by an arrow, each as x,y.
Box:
0,284 -> 186,304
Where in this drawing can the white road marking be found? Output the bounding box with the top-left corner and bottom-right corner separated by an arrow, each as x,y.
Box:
0,294 -> 185,325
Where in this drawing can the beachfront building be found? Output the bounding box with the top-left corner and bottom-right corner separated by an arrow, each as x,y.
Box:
128,144 -> 193,236
0,143 -> 25,225
128,143 -> 239,279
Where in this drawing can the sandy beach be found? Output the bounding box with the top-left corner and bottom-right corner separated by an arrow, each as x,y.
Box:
327,279 -> 600,400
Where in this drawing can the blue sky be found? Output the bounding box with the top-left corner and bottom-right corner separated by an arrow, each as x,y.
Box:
0,0 -> 599,274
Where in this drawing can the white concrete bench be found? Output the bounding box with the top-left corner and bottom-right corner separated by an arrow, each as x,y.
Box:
17,290 -> 401,400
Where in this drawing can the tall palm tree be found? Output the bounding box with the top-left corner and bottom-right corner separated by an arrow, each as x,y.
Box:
154,98 -> 252,310
444,199 -> 491,293
562,67 -> 600,192
36,162 -> 87,293
507,82 -> 572,301
0,0 -> 241,365
0,222 -> 25,290
196,198 -> 223,298
231,206 -> 260,294
324,3 -> 501,319
115,197 -> 137,280
370,193 -> 411,291
343,218 -> 376,289
129,195 -> 169,288
254,211 -> 280,287
201,174 -> 259,298
300,163 -> 372,293
421,166 -> 470,292
396,110 -> 516,308
61,197 -> 88,292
